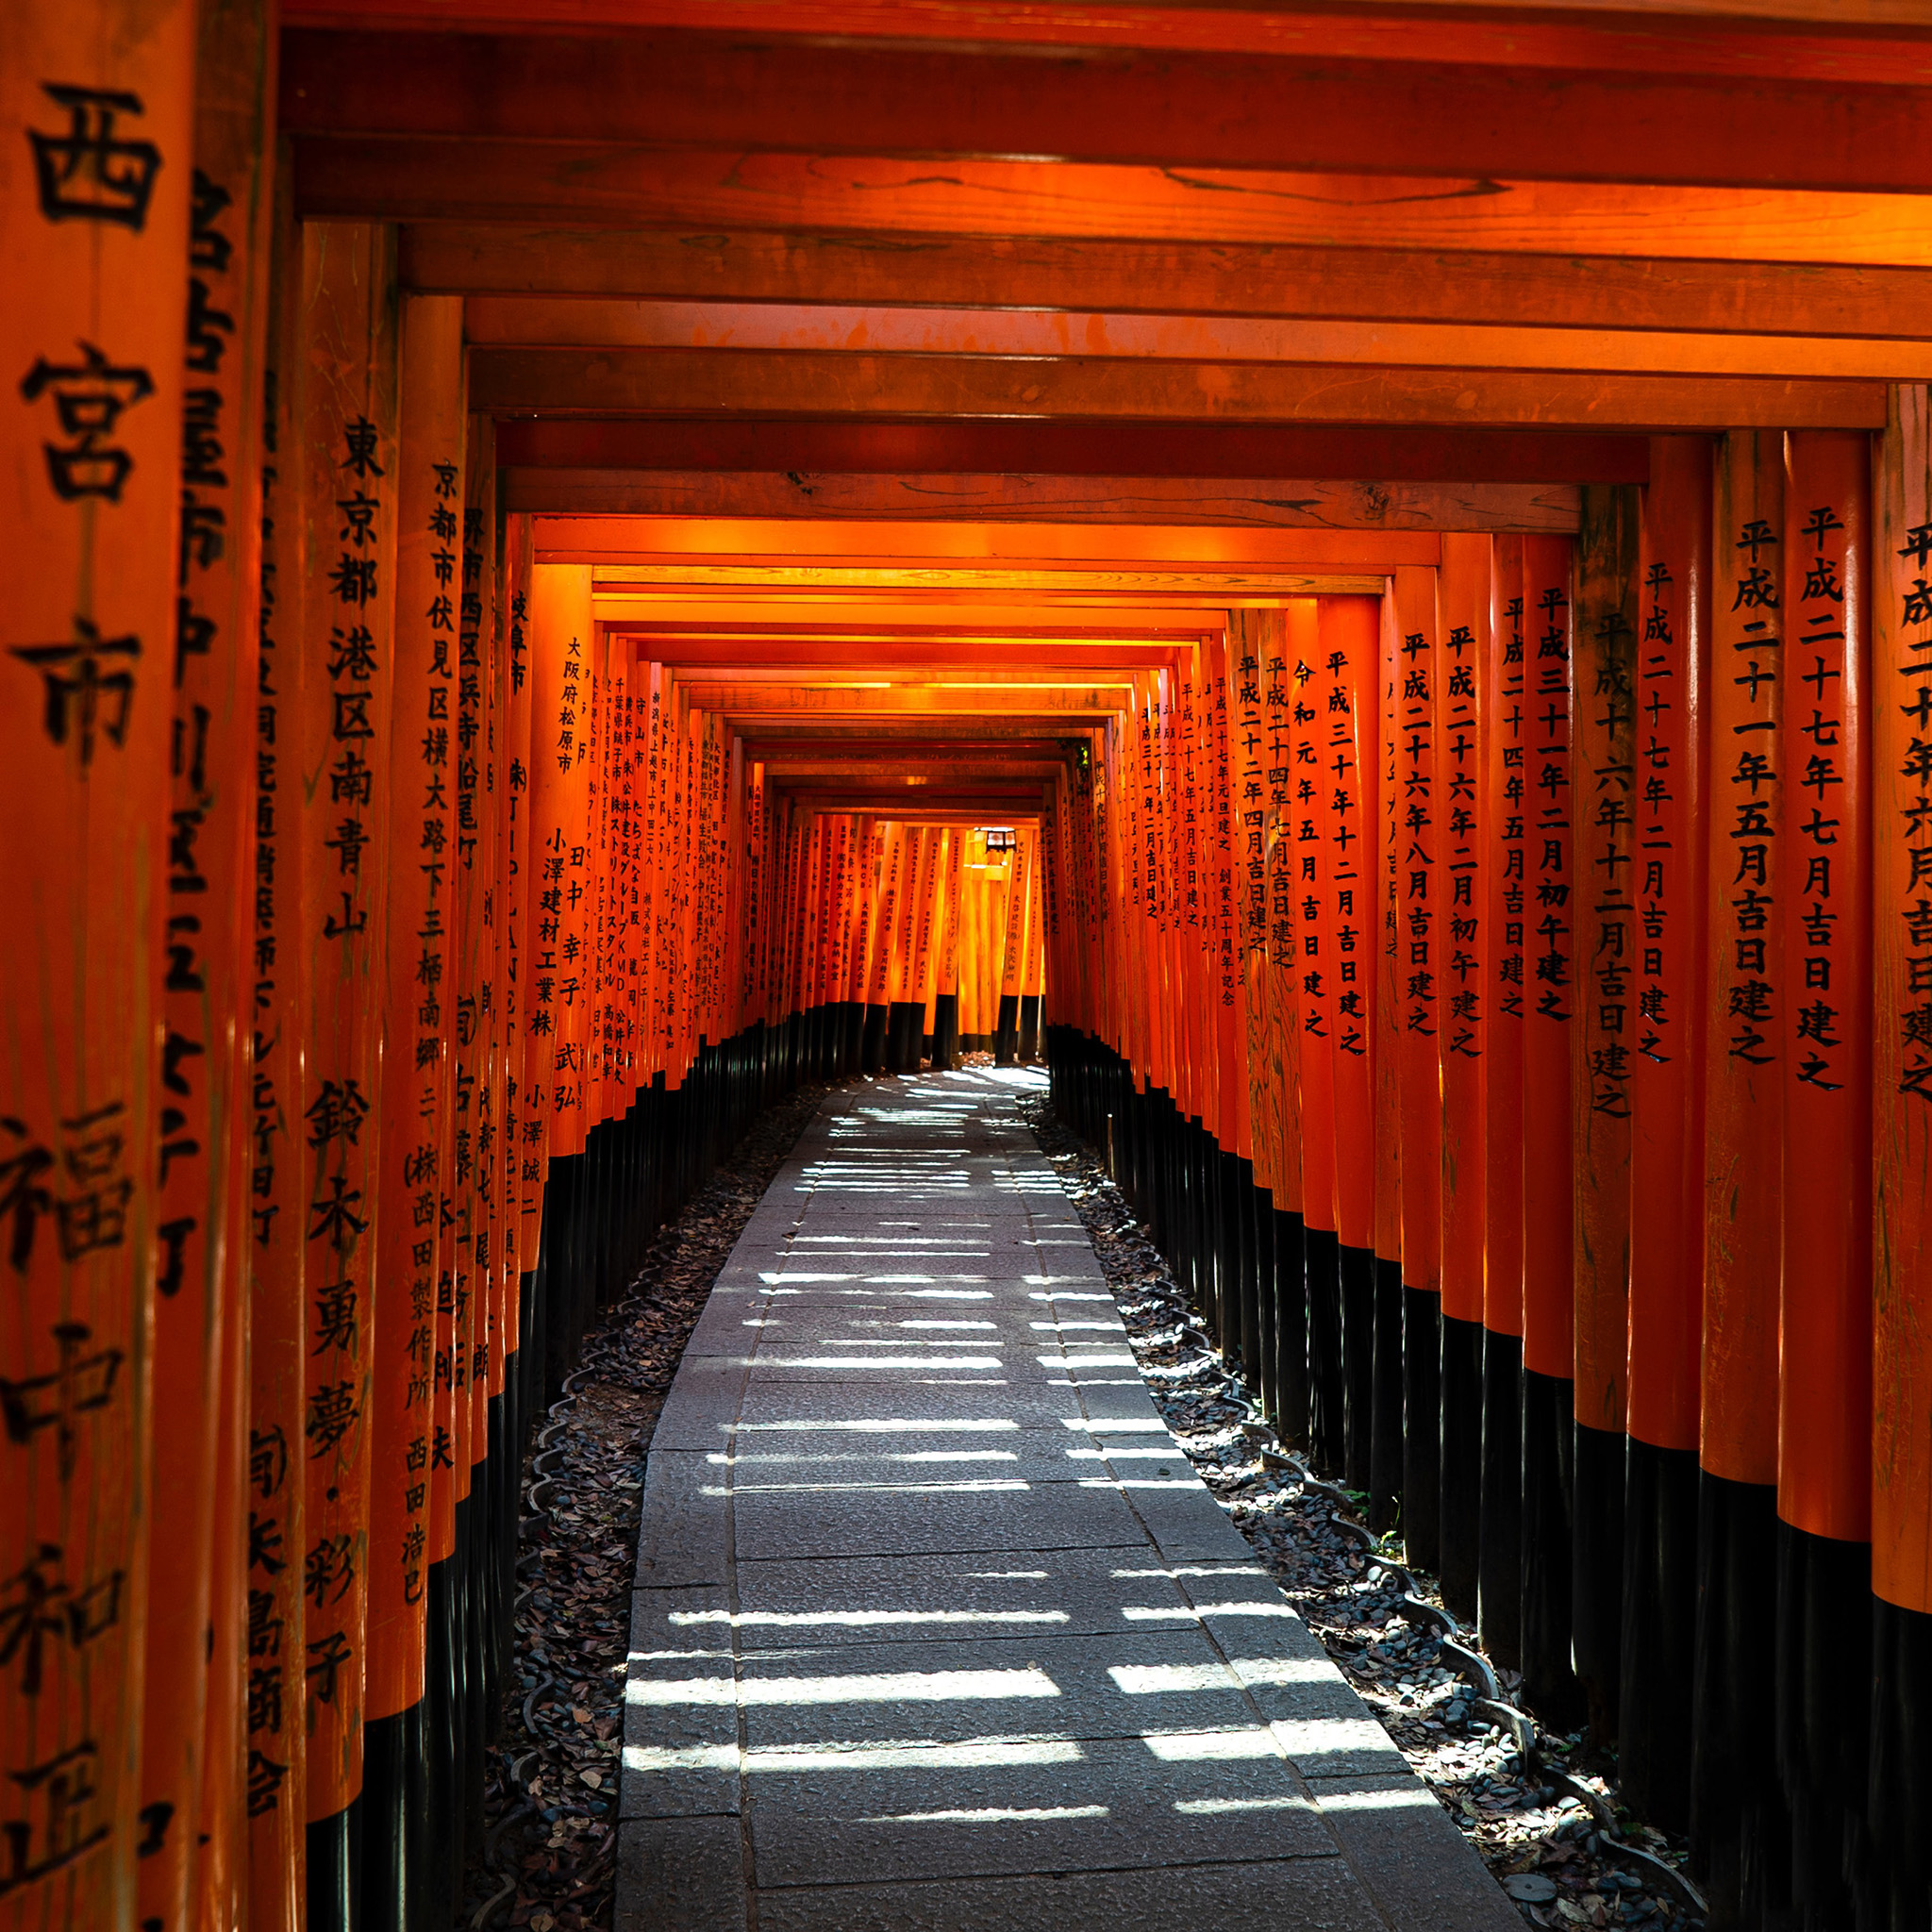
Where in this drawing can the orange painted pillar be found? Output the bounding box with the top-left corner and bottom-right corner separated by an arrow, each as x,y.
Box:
1291,604 -> 1341,1470
245,184 -> 309,1930
3,5 -> 193,1922
1620,437 -> 1712,1828
189,7 -> 276,1916
527,564 -> 593,1393
295,221 -> 399,1920
141,2 -> 275,1921
1872,383 -> 1932,1924
1572,482 -> 1638,1738
1776,431 -> 1874,1919
1392,564 -> 1442,1568
502,519 -> 546,1340
1370,588 -> 1405,1521
1317,597 -> 1378,1497
1479,538 -> 1528,1666
1233,615 -> 1273,1402
362,291 -> 460,1925
1691,429 -> 1789,1911
1521,533 -> 1582,1724
1436,537 -> 1490,1622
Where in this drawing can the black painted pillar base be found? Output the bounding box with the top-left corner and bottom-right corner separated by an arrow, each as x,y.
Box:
1252,1188 -> 1276,1425
1870,1593 -> 1932,1932
1439,1311 -> 1485,1623
1402,1287 -> 1441,1573
1573,1421 -> 1626,1744
932,992 -> 960,1069
1273,1208 -> 1308,1450
1520,1368 -> 1582,1727
1775,1519 -> 1871,1929
1370,1257 -> 1405,1534
1220,1149 -> 1249,1378
360,1700 -> 426,1932
1620,1437 -> 1701,1833
1305,1225 -> 1343,1474
1018,992 -> 1042,1060
860,1003 -> 889,1073
1477,1330 -> 1524,1670
308,1797 -> 361,1932
1690,1471 -> 1788,1930
1340,1243 -> 1375,1496
994,991 -> 1021,1064
885,1000 -> 923,1071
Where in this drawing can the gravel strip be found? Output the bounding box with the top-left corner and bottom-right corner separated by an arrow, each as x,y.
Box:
1024,1097 -> 1707,1932
458,1078 -> 833,1932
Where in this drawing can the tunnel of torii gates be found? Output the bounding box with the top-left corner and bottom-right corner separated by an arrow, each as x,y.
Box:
18,1 -> 1932,1931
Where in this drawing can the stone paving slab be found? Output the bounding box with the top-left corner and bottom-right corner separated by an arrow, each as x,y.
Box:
619,1071 -> 1520,1932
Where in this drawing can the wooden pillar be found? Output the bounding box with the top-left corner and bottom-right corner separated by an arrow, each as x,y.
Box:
1520,534 -> 1582,1725
1393,564 -> 1442,1569
1691,429 -> 1789,1915
1775,430 -> 1874,1922
1475,537 -> 1527,1669
1291,604 -> 1341,1472
1436,536 -> 1490,1623
3,5 -> 194,1923
1370,589 -> 1405,1525
246,175 -> 309,1932
1872,383 -> 1932,1931
527,563 -> 593,1395
1318,597 -> 1378,1497
1622,436 -> 1712,1831
140,0 -> 276,1921
1572,483 -> 1638,1741
294,220 -> 399,1927
1264,614 -> 1308,1451
362,291 -> 460,1932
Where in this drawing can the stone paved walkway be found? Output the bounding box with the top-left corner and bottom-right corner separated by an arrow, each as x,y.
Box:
618,1070 -> 1521,1932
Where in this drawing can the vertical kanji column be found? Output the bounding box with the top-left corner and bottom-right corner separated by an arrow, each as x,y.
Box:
1693,429 -> 1788,1917
1572,482 -> 1637,1740
1480,538 -> 1527,1669
1521,535 -> 1581,1724
4,8 -> 193,1925
1393,565 -> 1442,1568
1436,537 -> 1489,1623
1622,438 -> 1711,1832
364,291 -> 460,1932
1777,431 -> 1873,1924
1873,384 -> 1932,1932
294,222 -> 398,1928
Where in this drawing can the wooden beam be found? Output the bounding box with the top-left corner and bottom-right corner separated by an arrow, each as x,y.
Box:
590,594 -> 1238,629
547,517 -> 1441,569
463,296 -> 1932,381
508,469 -> 1581,531
274,4 -> 1932,86
280,29 -> 1932,193
471,346 -> 1882,430
294,143 -> 1932,269
500,418 -> 1646,484
624,637 -> 1184,670
408,229 -> 1932,345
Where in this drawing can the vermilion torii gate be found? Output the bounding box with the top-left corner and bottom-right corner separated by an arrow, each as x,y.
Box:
7,5 -> 1932,1930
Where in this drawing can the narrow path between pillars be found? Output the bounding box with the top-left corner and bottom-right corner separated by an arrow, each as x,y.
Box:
617,1069 -> 1520,1932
